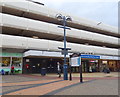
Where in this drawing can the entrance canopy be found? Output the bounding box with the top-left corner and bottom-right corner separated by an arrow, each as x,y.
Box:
23,50 -> 120,60
23,50 -> 71,58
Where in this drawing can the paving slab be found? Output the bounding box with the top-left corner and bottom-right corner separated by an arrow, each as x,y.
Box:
54,79 -> 119,95
1,72 -> 119,96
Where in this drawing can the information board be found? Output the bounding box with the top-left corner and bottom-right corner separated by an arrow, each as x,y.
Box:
70,57 -> 81,67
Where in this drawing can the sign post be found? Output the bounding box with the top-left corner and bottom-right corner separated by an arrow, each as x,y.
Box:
58,47 -> 71,80
70,53 -> 82,82
69,55 -> 72,81
69,56 -> 72,81
79,56 -> 83,83
69,65 -> 72,80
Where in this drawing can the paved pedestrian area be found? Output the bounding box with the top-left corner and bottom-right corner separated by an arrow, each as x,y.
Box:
0,72 -> 119,96
52,79 -> 118,95
1,75 -> 83,95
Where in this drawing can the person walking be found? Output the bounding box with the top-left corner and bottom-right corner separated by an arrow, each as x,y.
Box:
11,65 -> 15,75
25,64 -> 30,73
89,66 -> 92,73
1,69 -> 5,75
57,62 -> 61,78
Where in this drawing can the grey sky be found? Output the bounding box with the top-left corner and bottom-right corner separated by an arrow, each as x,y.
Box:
36,0 -> 118,27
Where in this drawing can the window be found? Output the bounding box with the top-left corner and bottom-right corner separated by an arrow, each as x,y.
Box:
1,57 -> 10,67
12,57 -> 22,68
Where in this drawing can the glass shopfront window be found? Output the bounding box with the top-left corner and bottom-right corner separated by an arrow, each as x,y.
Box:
0,52 -> 23,74
1,57 -> 10,67
89,60 -> 99,72
108,61 -> 117,71
12,57 -> 22,68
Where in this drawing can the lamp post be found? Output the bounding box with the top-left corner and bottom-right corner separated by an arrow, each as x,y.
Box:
56,14 -> 72,80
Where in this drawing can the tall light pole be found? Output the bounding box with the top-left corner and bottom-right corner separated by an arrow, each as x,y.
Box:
56,14 -> 72,80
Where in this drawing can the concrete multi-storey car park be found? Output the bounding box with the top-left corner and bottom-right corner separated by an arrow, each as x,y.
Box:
0,0 -> 120,74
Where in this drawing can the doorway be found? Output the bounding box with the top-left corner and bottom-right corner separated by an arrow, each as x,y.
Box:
23,57 -> 63,74
81,60 -> 89,72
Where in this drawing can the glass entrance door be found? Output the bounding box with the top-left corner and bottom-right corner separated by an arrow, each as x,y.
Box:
82,60 -> 89,72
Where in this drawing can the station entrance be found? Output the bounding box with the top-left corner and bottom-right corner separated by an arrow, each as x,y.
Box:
23,57 -> 64,74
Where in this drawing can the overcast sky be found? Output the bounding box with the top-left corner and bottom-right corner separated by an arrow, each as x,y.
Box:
35,0 -> 118,27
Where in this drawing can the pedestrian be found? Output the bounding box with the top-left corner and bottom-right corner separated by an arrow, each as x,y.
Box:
89,66 -> 92,73
1,69 -> 5,75
26,64 -> 30,73
11,65 -> 15,75
57,62 -> 61,78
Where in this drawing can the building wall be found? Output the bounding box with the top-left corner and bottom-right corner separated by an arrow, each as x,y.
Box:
1,0 -> 118,36
1,34 -> 118,56
0,0 -> 119,73
1,13 -> 118,46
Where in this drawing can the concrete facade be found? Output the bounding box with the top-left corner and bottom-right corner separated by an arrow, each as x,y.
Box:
0,0 -> 119,73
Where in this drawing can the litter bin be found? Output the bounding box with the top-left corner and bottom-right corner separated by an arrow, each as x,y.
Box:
5,71 -> 9,75
41,68 -> 46,76
103,68 -> 110,73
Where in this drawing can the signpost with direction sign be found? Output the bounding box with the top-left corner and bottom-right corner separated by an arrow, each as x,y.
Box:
70,57 -> 81,67
69,53 -> 83,82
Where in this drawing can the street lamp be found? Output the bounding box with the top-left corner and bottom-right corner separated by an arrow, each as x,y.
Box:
56,14 -> 72,80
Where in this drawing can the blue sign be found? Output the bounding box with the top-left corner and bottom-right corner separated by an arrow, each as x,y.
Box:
81,55 -> 100,59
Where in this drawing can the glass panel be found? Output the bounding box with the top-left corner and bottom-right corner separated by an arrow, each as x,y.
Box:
1,57 -> 10,67
12,57 -> 22,68
0,57 -> 2,67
